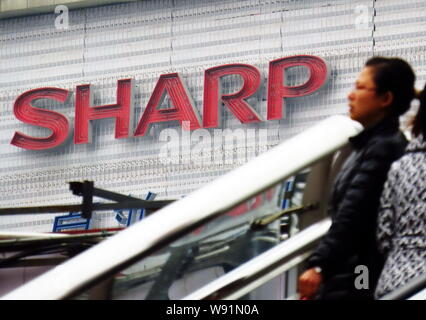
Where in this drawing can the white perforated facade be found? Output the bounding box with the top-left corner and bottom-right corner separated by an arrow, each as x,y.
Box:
0,0 -> 425,232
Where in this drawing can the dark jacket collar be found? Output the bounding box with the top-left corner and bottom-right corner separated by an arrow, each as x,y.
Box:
349,115 -> 400,149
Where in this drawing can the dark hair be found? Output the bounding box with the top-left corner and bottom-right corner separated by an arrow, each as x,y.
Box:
365,57 -> 416,117
412,87 -> 426,137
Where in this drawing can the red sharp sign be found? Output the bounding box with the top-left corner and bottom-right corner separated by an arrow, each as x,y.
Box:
10,55 -> 329,150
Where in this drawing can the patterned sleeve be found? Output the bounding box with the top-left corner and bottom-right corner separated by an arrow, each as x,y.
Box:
377,163 -> 399,255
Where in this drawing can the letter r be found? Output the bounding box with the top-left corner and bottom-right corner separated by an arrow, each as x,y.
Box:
203,64 -> 262,128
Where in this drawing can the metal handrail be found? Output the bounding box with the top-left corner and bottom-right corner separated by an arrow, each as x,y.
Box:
183,218 -> 331,300
1,116 -> 362,300
407,287 -> 426,300
380,272 -> 426,300
251,203 -> 317,228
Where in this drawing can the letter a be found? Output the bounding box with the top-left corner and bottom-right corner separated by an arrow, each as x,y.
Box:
134,73 -> 201,137
354,265 -> 369,290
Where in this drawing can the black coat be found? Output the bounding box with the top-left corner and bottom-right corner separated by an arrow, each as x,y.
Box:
306,115 -> 408,300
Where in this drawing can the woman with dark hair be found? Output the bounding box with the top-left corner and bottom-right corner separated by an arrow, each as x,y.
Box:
374,86 -> 426,299
298,57 -> 416,300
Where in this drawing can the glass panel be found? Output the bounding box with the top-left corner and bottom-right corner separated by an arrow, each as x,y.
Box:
73,160 -> 330,300
109,179 -> 290,300
232,264 -> 302,300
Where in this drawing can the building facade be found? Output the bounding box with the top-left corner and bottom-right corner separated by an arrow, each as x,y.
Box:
0,0 -> 425,233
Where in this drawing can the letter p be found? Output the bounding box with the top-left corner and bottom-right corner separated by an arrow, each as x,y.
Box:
267,55 -> 329,120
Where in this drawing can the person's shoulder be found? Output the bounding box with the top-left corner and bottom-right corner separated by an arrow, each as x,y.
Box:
395,146 -> 426,169
366,131 -> 407,158
385,150 -> 421,183
387,156 -> 405,177
371,129 -> 407,147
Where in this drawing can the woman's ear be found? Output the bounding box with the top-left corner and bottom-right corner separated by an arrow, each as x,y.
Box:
380,91 -> 394,109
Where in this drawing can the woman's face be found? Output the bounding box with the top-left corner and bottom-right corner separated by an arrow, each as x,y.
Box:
348,66 -> 392,127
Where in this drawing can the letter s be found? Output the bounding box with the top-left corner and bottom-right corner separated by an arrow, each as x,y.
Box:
11,88 -> 70,150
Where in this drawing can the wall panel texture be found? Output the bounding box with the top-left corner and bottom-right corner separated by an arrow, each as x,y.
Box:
0,0 -> 425,232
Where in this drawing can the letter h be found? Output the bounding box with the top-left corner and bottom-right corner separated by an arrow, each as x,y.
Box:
74,79 -> 134,144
